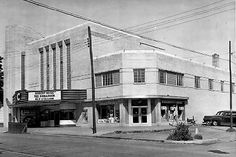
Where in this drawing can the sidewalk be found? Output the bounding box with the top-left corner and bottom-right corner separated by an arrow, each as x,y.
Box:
1,125 -> 236,144
27,124 -> 173,136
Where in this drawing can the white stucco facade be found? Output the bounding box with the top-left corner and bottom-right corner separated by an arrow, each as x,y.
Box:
2,22 -> 235,127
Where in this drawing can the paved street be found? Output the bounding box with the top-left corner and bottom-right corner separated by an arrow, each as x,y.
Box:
0,132 -> 236,157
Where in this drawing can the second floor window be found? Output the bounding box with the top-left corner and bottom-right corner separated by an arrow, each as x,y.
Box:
95,70 -> 120,87
159,70 -> 183,86
232,83 -> 235,93
133,69 -> 145,83
220,81 -> 224,92
195,76 -> 200,88
208,79 -> 213,90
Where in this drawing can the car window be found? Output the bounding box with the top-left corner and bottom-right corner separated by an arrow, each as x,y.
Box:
216,112 -> 222,115
225,112 -> 230,116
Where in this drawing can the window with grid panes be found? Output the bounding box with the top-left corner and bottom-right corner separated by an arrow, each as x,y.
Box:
103,72 -> 113,86
220,80 -> 224,92
159,70 -> 166,84
95,74 -> 102,87
232,83 -> 235,93
195,76 -> 200,88
208,79 -> 213,90
177,74 -> 183,86
133,69 -> 145,83
95,70 -> 120,87
159,70 -> 183,86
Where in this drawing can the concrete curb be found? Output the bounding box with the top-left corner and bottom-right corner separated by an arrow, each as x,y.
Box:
28,131 -> 219,145
94,135 -> 165,143
5,130 -> 221,145
164,138 -> 218,144
112,128 -> 174,134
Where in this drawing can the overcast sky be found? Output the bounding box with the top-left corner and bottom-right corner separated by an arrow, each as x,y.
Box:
0,0 -> 235,61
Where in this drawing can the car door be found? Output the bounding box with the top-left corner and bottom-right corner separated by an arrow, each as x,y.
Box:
221,112 -> 231,126
233,112 -> 236,126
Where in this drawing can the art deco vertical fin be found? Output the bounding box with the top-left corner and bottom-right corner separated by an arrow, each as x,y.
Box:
58,41 -> 63,89
51,43 -> 56,90
65,39 -> 71,89
21,51 -> 25,90
45,45 -> 50,90
39,47 -> 44,90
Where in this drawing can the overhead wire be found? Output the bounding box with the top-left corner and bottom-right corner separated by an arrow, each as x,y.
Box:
124,0 -> 231,30
136,4 -> 234,34
10,0 -> 232,59
11,0 -> 234,69
91,0 -> 234,43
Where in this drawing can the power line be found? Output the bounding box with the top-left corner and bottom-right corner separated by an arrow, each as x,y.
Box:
21,0 -> 235,65
125,0 -> 231,30
141,8 -> 234,34
90,0 -> 234,42
133,2 -> 234,34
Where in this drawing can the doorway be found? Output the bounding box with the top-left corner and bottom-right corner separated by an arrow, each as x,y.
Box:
54,111 -> 60,126
132,107 -> 147,124
131,99 -> 148,124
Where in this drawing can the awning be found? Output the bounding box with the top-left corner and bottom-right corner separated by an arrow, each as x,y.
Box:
12,101 -> 60,108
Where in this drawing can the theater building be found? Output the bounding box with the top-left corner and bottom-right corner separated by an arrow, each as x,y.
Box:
2,22 -> 235,127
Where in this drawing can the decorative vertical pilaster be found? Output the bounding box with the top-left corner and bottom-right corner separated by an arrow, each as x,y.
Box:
51,43 -> 56,90
147,99 -> 152,126
45,45 -> 49,90
21,51 -> 25,90
156,99 -> 161,124
58,41 -> 63,90
39,48 -> 44,90
128,99 -> 132,126
64,39 -> 71,89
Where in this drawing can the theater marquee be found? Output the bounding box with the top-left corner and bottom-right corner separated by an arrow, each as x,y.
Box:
28,91 -> 61,101
13,89 -> 87,106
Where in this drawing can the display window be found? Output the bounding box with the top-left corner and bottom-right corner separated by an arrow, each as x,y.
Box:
97,104 -> 120,123
178,105 -> 184,120
161,103 -> 185,122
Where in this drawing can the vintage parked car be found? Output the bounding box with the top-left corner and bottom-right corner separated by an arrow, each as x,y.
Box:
203,110 -> 236,126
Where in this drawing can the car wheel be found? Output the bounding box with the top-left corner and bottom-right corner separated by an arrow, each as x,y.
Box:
206,121 -> 211,126
212,121 -> 218,126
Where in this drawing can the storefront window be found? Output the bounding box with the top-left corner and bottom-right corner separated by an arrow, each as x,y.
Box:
161,101 -> 185,122
97,104 -> 120,123
161,105 -> 168,121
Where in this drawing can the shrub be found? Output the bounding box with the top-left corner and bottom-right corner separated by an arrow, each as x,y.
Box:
167,123 -> 193,141
194,134 -> 203,140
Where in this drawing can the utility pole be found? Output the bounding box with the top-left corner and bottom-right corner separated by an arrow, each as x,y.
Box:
227,41 -> 235,132
88,26 -> 96,134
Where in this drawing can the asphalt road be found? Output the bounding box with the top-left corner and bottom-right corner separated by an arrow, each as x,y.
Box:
0,133 -> 235,157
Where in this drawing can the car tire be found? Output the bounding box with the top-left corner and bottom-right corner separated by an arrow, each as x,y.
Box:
206,121 -> 211,126
212,120 -> 218,126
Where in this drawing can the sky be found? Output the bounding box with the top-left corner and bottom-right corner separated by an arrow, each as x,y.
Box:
0,0 -> 235,64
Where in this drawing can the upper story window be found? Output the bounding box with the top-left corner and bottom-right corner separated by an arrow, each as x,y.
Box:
133,69 -> 145,83
95,70 -> 120,87
220,80 -> 224,92
195,76 -> 200,88
159,70 -> 183,86
208,79 -> 213,90
232,83 -> 235,93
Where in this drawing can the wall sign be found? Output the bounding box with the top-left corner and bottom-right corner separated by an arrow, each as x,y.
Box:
28,91 -> 61,101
